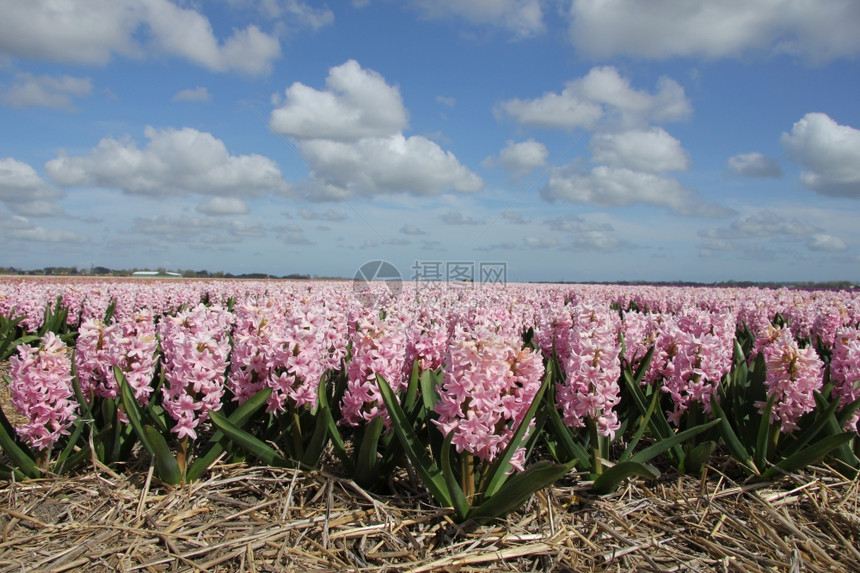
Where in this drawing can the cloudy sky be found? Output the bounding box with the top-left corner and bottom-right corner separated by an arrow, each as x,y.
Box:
1,0 -> 859,283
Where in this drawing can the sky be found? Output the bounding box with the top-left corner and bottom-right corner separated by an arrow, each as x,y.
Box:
1,0 -> 859,284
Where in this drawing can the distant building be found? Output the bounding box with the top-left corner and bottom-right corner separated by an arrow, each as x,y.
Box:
132,271 -> 182,278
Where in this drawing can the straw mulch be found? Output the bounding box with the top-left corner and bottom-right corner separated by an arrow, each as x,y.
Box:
0,456 -> 857,573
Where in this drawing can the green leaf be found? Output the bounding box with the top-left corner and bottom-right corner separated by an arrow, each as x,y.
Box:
620,385 -> 660,461
143,425 -> 182,485
545,392 -> 591,469
0,405 -> 41,479
681,440 -> 716,475
441,432 -> 470,521
482,364 -> 552,500
761,432 -> 856,480
468,460 -> 572,524
208,409 -> 290,468
117,366 -> 153,455
377,374 -> 452,508
52,417 -> 89,474
782,390 -> 842,458
711,394 -> 759,475
630,418 -> 721,464
355,415 -> 385,487
300,404 -> 331,468
591,461 -> 660,495
420,369 -> 440,411
623,369 -> 683,463
186,387 -> 273,482
755,394 -> 776,469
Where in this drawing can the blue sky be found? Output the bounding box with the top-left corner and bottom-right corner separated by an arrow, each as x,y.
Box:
1,1 -> 859,283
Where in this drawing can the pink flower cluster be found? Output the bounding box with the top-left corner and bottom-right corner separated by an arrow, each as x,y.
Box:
758,326 -> 823,434
228,298 -> 333,413
434,325 -> 544,470
830,327 -> 860,432
75,310 -> 158,405
9,333 -> 77,452
556,305 -> 622,439
647,309 -> 735,426
158,304 -> 233,440
341,312 -> 409,426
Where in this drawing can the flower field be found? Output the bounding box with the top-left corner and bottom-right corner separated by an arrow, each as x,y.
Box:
1,277 -> 859,570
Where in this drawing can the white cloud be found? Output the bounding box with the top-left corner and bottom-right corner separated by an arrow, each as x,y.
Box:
524,236 -> 558,249
45,126 -> 293,198
196,197 -> 250,215
251,0 -> 334,30
410,0 -> 545,39
299,135 -> 483,197
440,211 -> 483,225
568,0 -> 860,63
436,95 -> 456,108
132,214 -> 265,244
780,112 -> 860,198
727,152 -> 783,178
400,224 -> 427,235
501,210 -> 527,224
172,86 -> 211,102
542,165 -> 731,217
0,0 -> 281,75
497,66 -> 691,131
270,60 -> 408,141
807,233 -> 847,252
483,139 -> 548,176
271,60 -> 482,198
1,73 -> 92,111
298,208 -> 347,221
0,213 -> 87,243
0,157 -> 65,215
591,128 -> 689,172
701,211 -> 817,239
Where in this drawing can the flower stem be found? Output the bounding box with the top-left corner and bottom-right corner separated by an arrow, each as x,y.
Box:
461,452 -> 475,501
587,418 -> 602,476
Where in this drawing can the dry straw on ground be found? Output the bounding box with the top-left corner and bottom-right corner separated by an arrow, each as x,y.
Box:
0,454 -> 858,573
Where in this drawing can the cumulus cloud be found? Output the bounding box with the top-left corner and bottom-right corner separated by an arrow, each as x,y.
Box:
501,210 -> 527,224
270,60 -> 407,140
568,0 -> 860,63
45,126 -> 293,198
726,152 -> 783,178
590,128 -> 689,172
524,236 -> 558,249
172,86 -> 211,102
196,197 -> 250,215
699,210 -> 848,255
497,66 -> 691,131
0,0 -> 281,75
298,135 -> 483,197
807,233 -> 848,252
400,224 -> 427,235
270,60 -> 482,198
700,211 -> 817,239
482,139 -> 548,176
1,72 -> 92,111
440,211 -> 483,225
132,215 -> 265,244
410,0 -> 545,39
0,213 -> 87,243
298,208 -> 346,221
780,112 -> 860,198
0,157 -> 65,216
541,165 -> 732,217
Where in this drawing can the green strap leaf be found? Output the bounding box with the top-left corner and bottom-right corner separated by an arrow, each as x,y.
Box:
441,432 -> 470,521
591,461 -> 660,495
208,409 -> 290,468
143,425 -> 182,485
186,387 -> 274,482
711,394 -> 759,475
468,460 -> 572,524
117,366 -> 153,455
761,432 -> 856,480
0,405 -> 41,479
377,374 -> 452,508
629,418 -> 721,464
355,415 -> 385,488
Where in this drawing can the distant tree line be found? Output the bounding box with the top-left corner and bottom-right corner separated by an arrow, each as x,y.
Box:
0,266 -> 311,280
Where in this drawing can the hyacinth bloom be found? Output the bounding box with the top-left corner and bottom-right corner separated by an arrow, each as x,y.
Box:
646,310 -> 734,426
228,299 -> 329,414
9,333 -> 77,452
758,327 -> 824,434
340,312 -> 410,426
829,327 -> 860,432
556,306 -> 622,440
434,325 -> 544,471
158,304 -> 233,440
75,310 -> 158,405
